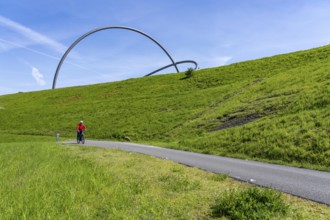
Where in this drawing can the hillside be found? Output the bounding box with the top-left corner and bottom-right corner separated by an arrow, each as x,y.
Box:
0,45 -> 329,170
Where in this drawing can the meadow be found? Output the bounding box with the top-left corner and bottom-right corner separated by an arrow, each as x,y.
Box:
0,44 -> 329,170
0,134 -> 329,219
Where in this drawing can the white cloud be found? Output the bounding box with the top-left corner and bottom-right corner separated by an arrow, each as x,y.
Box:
1,38 -> 100,77
213,56 -> 232,66
200,56 -> 232,68
0,15 -> 67,53
0,40 -> 13,52
0,37 -> 61,58
31,67 -> 46,86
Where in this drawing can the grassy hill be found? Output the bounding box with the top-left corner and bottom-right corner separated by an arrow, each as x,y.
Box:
0,45 -> 329,170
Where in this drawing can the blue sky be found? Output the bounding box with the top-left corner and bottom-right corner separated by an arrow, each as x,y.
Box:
1,0 -> 330,95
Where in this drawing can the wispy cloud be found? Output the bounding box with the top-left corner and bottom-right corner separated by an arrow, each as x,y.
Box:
0,15 -> 67,53
31,67 -> 46,86
0,39 -> 13,51
0,38 -> 103,78
213,56 -> 232,66
0,16 -> 106,78
195,55 -> 232,69
0,38 -> 62,59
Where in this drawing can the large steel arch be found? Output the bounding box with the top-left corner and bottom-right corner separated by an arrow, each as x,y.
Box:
52,26 -> 183,89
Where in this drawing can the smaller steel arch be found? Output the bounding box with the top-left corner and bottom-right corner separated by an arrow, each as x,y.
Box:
144,60 -> 198,77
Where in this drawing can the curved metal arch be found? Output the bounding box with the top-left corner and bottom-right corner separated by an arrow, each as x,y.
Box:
52,26 -> 180,89
145,60 -> 198,77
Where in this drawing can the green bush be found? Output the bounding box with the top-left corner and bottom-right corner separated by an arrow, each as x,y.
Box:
211,187 -> 289,220
185,67 -> 194,78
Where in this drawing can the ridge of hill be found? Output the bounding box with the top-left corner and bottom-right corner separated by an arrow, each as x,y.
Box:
0,45 -> 329,170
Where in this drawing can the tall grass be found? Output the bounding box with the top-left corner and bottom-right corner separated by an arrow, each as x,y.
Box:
211,187 -> 289,220
1,136 -> 329,219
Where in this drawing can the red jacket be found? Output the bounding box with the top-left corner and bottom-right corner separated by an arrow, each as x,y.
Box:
76,124 -> 86,131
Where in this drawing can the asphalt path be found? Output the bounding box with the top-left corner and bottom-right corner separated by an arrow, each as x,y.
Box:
65,140 -> 330,205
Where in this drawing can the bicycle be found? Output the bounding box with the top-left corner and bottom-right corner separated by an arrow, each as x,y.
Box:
77,130 -> 85,144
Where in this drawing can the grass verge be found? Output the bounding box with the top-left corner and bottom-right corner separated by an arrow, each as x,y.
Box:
0,135 -> 329,219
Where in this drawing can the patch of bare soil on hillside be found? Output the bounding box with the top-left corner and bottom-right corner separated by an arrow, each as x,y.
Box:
207,105 -> 279,132
208,113 -> 260,132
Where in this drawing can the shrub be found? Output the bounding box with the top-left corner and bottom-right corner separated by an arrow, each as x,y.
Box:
185,67 -> 194,78
211,187 -> 289,220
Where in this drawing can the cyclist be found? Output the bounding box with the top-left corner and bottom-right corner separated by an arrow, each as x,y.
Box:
76,120 -> 86,142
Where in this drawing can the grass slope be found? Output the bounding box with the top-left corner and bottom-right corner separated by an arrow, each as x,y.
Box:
1,135 -> 329,219
0,45 -> 329,170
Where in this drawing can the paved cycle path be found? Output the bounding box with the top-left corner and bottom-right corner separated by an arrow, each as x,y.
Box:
65,140 -> 330,205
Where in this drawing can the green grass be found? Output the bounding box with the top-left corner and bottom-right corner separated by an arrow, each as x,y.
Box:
211,187 -> 289,219
0,135 -> 329,219
0,44 -> 329,171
